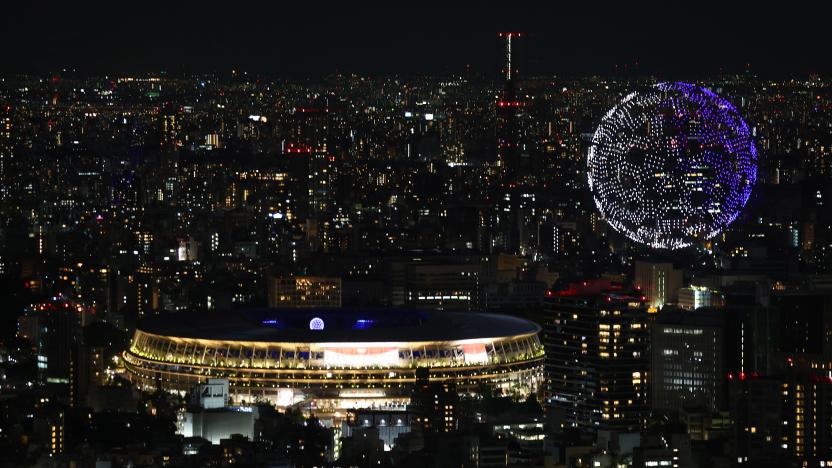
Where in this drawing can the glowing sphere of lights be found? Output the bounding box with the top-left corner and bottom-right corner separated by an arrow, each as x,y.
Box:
588,82 -> 757,249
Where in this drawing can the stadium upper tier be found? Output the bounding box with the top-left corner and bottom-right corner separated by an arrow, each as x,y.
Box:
122,308 -> 543,407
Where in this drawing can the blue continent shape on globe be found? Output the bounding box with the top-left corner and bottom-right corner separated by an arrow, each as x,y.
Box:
588,82 -> 758,249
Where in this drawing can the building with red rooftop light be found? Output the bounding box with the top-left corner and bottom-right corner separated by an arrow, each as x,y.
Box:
17,296 -> 93,402
543,279 -> 649,432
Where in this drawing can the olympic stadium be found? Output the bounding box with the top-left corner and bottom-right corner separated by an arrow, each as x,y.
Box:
122,308 -> 543,410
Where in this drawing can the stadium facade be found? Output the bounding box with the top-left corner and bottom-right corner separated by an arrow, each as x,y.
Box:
123,309 -> 543,410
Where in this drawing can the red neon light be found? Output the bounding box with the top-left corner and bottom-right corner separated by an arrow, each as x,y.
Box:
497,100 -> 523,108
285,143 -> 313,154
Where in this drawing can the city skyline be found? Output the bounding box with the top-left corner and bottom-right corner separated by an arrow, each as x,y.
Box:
1,7 -> 831,467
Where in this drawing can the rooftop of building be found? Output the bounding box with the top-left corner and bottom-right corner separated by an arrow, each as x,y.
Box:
546,279 -> 645,302
136,308 -> 541,343
653,307 -> 726,326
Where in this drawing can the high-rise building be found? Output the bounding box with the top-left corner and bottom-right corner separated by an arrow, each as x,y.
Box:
388,256 -> 483,311
730,291 -> 832,466
634,260 -> 683,310
267,276 -> 342,308
677,285 -> 725,310
781,373 -> 832,463
0,107 -> 10,202
732,373 -> 832,467
17,299 -> 83,400
771,292 -> 832,365
650,308 -> 725,413
543,280 -> 649,432
286,102 -> 334,219
765,291 -> 832,464
71,344 -> 106,408
50,415 -> 65,456
409,367 -> 458,433
34,409 -> 65,456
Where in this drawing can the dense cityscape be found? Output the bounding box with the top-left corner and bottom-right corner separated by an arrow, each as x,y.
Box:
1,6 -> 832,468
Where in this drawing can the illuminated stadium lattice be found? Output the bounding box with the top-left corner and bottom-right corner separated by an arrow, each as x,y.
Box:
122,309 -> 543,409
588,82 -> 757,249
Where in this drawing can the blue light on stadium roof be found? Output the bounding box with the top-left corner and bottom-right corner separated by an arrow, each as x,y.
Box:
354,319 -> 375,329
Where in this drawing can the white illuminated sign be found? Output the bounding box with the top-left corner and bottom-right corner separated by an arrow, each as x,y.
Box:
463,343 -> 488,364
323,347 -> 399,367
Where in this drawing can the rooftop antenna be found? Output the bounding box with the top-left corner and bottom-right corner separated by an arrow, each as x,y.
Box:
498,32 -> 522,81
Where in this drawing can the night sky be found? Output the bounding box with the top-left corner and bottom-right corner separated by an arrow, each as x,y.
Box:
2,1 -> 826,77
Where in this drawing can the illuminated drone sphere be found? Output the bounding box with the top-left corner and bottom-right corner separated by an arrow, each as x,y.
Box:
588,82 -> 757,249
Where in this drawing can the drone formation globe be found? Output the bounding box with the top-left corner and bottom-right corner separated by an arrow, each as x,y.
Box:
588,82 -> 757,249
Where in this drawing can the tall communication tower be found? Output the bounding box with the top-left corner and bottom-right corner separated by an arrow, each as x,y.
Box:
496,32 -> 524,180
498,32 -> 521,81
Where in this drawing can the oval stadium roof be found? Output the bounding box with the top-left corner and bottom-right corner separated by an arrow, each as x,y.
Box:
136,308 -> 541,343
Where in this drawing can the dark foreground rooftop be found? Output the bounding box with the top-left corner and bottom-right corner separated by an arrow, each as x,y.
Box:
137,308 -> 541,343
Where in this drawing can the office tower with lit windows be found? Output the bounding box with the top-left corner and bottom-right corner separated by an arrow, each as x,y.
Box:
724,290 -> 832,466
267,276 -> 342,308
284,100 -> 336,253
543,280 -> 649,432
677,285 -> 725,310
731,376 -> 787,466
781,373 -> 832,463
650,308 -> 725,413
634,260 -> 683,310
17,300 -> 84,401
0,105 -> 10,202
388,256 -> 483,311
755,291 -> 832,464
410,367 -> 459,433
34,410 -> 65,457
71,344 -> 106,408
494,186 -> 539,255
732,372 -> 832,466
285,101 -> 335,219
